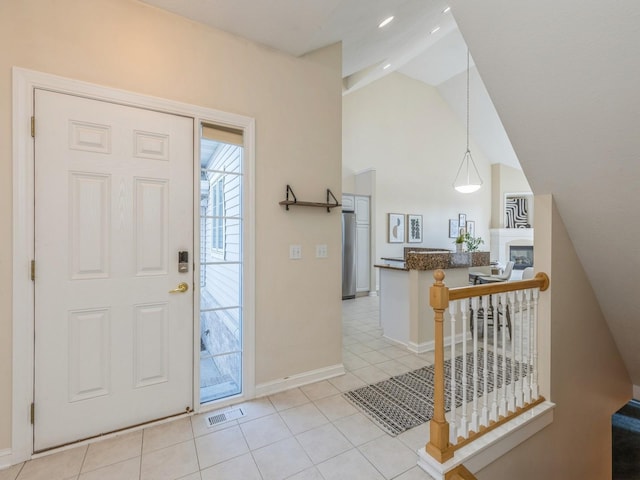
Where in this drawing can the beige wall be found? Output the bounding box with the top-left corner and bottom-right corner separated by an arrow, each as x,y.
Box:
0,0 -> 342,451
343,73 -> 492,274
477,195 -> 631,479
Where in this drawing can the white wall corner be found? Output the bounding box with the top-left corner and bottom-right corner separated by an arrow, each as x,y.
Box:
407,333 -> 471,354
633,384 -> 640,400
254,364 -> 345,398
0,449 -> 13,469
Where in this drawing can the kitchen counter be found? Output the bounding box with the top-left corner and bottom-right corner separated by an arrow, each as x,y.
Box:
375,250 -> 489,272
405,250 -> 490,270
374,250 -> 491,352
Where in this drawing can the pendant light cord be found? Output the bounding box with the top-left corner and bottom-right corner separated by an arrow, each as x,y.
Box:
466,48 -> 470,152
454,48 -> 482,192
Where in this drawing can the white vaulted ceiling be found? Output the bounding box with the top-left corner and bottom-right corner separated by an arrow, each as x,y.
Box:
140,0 -> 521,168
140,0 -> 454,84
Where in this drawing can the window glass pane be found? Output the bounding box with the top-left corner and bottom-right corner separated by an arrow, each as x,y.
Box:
199,130 -> 243,405
200,352 -> 242,403
200,308 -> 241,354
201,219 -> 241,263
200,262 -> 241,311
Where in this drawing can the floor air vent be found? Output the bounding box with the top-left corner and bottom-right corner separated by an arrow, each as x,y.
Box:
205,407 -> 245,428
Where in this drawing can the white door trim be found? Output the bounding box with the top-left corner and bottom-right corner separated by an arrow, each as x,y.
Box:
11,67 -> 256,464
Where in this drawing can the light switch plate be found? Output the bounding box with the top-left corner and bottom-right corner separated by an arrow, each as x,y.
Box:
316,244 -> 328,258
289,245 -> 302,259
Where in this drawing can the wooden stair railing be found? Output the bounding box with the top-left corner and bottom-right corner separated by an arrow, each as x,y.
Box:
425,269 -> 550,464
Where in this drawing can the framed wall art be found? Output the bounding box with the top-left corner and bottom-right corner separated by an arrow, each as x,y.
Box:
388,213 -> 405,243
505,195 -> 532,228
407,214 -> 423,243
458,213 -> 467,229
466,220 -> 475,237
448,219 -> 459,238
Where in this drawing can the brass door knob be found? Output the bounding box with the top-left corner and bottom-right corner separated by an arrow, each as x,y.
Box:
169,282 -> 189,293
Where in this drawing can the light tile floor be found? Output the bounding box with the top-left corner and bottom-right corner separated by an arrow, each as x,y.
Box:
3,296 -> 437,480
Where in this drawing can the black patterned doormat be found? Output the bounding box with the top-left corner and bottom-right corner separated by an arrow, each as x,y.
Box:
343,349 -> 529,436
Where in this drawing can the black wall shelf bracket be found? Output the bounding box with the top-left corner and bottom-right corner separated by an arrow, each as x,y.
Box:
279,184 -> 341,212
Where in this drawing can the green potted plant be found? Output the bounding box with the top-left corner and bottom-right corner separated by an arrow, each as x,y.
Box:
454,233 -> 465,253
463,232 -> 484,252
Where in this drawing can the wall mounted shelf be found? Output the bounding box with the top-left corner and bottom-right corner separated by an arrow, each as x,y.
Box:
279,184 -> 341,212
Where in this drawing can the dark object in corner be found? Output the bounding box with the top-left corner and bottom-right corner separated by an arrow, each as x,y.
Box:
613,399 -> 640,479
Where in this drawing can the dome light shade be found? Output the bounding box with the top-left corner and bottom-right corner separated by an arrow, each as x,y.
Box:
453,149 -> 482,193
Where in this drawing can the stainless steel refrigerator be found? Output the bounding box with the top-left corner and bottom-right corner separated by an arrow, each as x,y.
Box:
342,211 -> 356,299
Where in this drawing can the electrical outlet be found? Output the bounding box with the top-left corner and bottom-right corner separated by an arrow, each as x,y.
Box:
316,244 -> 328,258
289,245 -> 302,259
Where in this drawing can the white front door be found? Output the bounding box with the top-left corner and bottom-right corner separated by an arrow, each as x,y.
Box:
33,89 -> 194,451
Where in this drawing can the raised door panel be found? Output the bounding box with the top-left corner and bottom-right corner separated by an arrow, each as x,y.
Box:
135,178 -> 169,276
134,303 -> 169,388
69,173 -> 110,279
355,196 -> 370,224
67,308 -> 111,402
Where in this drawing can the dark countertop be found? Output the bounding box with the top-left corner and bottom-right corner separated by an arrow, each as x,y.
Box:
375,248 -> 490,272
375,251 -> 491,271
406,251 -> 490,270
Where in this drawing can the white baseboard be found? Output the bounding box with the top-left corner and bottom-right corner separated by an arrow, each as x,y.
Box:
633,384 -> 640,400
255,364 -> 345,398
0,449 -> 12,470
407,332 -> 471,354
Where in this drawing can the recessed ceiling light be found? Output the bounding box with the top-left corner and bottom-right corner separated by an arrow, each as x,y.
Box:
383,64 -> 391,70
442,6 -> 451,14
430,26 -> 441,34
378,16 -> 394,28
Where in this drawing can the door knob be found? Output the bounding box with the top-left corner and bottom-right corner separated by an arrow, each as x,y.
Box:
169,282 -> 189,293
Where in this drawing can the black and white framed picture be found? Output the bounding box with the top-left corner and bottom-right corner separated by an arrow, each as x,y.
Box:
388,213 -> 405,243
407,214 -> 423,243
466,220 -> 475,237
458,213 -> 466,229
448,219 -> 459,238
505,196 -> 530,228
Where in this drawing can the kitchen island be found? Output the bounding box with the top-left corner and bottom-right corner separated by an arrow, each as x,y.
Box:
375,249 -> 490,352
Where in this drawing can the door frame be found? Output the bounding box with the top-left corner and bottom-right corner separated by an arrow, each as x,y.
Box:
11,67 -> 255,463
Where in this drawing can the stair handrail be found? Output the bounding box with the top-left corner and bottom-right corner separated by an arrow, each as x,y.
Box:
449,272 -> 549,300
426,269 -> 550,463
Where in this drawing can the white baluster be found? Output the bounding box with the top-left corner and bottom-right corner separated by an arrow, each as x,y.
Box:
480,294 -> 489,427
523,288 -> 532,403
470,296 -> 479,433
498,292 -> 508,418
515,289 -> 524,408
460,298 -> 469,438
490,293 -> 499,422
449,301 -> 457,444
507,291 -> 516,413
531,287 -> 540,399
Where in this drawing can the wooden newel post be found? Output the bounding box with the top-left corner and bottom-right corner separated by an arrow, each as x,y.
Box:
426,269 -> 454,462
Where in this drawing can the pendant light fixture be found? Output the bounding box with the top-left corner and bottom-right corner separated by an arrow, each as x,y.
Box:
453,49 -> 483,193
